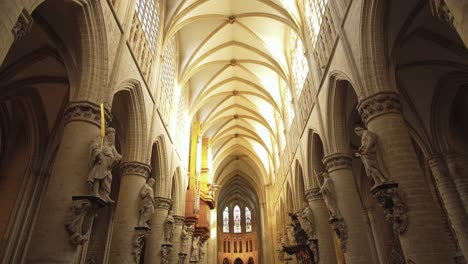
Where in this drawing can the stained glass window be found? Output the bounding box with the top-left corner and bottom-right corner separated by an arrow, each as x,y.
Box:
234,205 -> 241,233
223,207 -> 229,233
245,207 -> 252,232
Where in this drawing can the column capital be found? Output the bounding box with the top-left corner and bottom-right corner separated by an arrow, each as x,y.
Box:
173,215 -> 186,225
154,197 -> 172,210
121,162 -> 152,178
426,154 -> 444,168
322,153 -> 353,172
305,188 -> 323,201
64,101 -> 112,128
357,92 -> 402,125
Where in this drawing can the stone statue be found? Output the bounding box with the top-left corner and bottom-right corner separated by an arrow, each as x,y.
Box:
199,240 -> 206,261
299,202 -> 315,239
355,126 -> 388,186
64,199 -> 92,245
190,236 -> 200,261
181,225 -> 190,249
164,211 -> 175,243
320,172 -> 340,218
87,127 -> 122,203
138,178 -> 155,228
286,225 -> 296,245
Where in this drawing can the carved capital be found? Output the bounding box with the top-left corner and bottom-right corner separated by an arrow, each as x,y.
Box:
305,188 -> 323,201
322,153 -> 353,172
371,183 -> 408,234
426,155 -> 444,168
12,9 -> 33,40
121,162 -> 152,178
64,101 -> 112,127
173,215 -> 186,225
357,92 -> 402,125
154,196 -> 172,210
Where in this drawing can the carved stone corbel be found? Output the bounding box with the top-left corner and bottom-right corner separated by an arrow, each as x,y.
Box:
329,217 -> 348,252
64,197 -> 104,245
133,227 -> 150,263
161,243 -> 173,264
371,183 -> 408,234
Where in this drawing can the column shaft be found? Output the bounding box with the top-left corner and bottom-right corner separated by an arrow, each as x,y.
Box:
445,153 -> 468,214
428,156 -> 468,259
25,102 -> 109,263
323,154 -> 374,264
108,162 -> 151,263
358,92 -> 456,263
169,216 -> 186,263
305,188 -> 338,264
145,197 -> 172,264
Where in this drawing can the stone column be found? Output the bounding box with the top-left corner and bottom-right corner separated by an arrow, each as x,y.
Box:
427,155 -> 468,258
305,188 -> 337,264
322,153 -> 374,264
445,153 -> 468,214
169,215 -> 186,263
145,197 -> 172,264
184,224 -> 195,264
25,101 -> 111,263
108,162 -> 151,263
358,92 -> 456,263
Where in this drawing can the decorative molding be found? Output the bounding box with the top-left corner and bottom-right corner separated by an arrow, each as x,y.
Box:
121,162 -> 152,178
357,92 -> 402,125
322,153 -> 353,172
305,188 -> 322,201
329,217 -> 348,252
371,183 -> 408,234
64,101 -> 112,127
173,215 -> 186,225
154,196 -> 172,210
12,9 -> 33,41
133,227 -> 150,263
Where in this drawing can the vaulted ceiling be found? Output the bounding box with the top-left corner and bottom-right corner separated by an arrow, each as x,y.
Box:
164,0 -> 301,190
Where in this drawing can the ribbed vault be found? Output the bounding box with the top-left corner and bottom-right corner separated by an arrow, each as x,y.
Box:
165,0 -> 299,188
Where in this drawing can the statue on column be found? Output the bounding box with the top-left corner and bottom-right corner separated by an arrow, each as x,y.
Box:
87,127 -> 122,203
320,172 -> 340,219
181,225 -> 190,249
190,236 -> 200,261
137,178 -> 155,228
354,126 -> 389,187
164,211 -> 175,243
199,240 -> 206,262
299,202 -> 315,239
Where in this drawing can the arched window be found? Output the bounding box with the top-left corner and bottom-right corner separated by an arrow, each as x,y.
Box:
234,205 -> 241,233
223,207 -> 229,233
135,0 -> 160,51
304,0 -> 329,48
289,31 -> 309,98
245,207 -> 252,232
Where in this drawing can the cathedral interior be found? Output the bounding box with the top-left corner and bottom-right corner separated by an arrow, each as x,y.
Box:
0,0 -> 467,263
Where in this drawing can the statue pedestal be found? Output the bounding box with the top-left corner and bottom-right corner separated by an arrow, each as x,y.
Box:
282,244 -> 315,264
133,226 -> 151,263
328,217 -> 347,252
178,253 -> 187,264
370,182 -> 408,234
161,243 -> 173,264
64,196 -> 107,246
